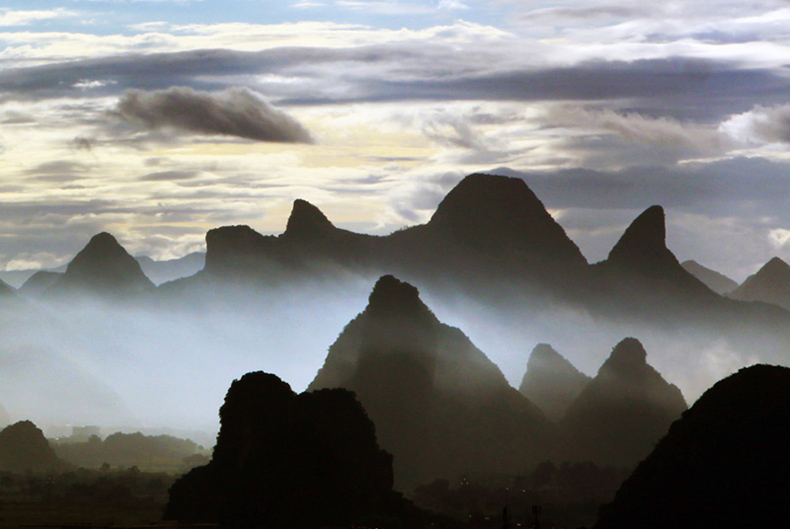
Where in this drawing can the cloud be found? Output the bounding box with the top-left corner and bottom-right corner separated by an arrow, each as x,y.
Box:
719,104 -> 790,145
438,0 -> 469,10
112,87 -> 314,143
0,8 -> 75,27
139,170 -> 201,182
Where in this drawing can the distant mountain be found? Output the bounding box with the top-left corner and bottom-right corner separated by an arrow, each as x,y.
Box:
728,257 -> 790,311
49,232 -> 155,298
308,275 -> 555,489
135,252 -> 205,285
592,206 -> 719,315
187,173 -> 588,300
165,371 -> 446,529
595,365 -> 790,528
681,260 -> 738,295
0,420 -> 63,473
561,338 -> 686,468
19,270 -> 63,297
518,343 -> 591,421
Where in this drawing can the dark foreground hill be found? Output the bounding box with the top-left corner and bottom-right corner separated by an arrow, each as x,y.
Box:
595,364 -> 790,529
308,275 -> 555,489
0,420 -> 63,473
165,371 -> 450,529
561,338 -> 687,468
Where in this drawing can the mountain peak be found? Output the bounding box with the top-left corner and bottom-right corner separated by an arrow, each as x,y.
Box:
761,256 -> 790,275
366,275 -> 429,319
426,173 -> 587,267
519,343 -> 591,421
728,256 -> 790,310
607,206 -> 666,264
605,337 -> 648,372
54,232 -> 154,296
283,199 -> 336,240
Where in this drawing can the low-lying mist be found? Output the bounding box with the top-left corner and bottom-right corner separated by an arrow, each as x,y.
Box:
0,271 -> 770,445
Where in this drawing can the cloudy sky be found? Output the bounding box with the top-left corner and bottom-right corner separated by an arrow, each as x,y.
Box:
3,1 -> 790,280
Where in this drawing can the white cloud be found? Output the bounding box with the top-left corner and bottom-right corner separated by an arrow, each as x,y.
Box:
0,8 -> 76,27
720,104 -> 790,145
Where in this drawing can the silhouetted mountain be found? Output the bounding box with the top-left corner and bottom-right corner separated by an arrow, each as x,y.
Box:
729,257 -> 790,311
519,343 -> 591,421
681,260 -> 738,295
309,275 -> 555,489
561,338 -> 686,468
0,420 -> 62,473
135,252 -> 205,285
183,173 -> 587,300
595,364 -> 790,528
592,206 -> 720,316
49,232 -> 155,297
419,173 -> 587,270
165,371 -> 445,529
19,270 -> 63,297
282,198 -> 337,241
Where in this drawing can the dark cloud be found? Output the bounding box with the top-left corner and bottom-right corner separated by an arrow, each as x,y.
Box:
70,136 -> 92,151
112,87 -> 313,143
1,44 -> 787,125
495,157 -> 790,220
23,160 -> 91,182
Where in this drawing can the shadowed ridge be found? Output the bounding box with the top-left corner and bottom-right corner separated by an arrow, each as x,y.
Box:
426,173 -> 587,267
729,257 -> 790,311
561,338 -> 686,467
282,199 -> 337,241
309,274 -> 555,490
595,364 -> 790,529
681,260 -> 738,295
51,232 -> 154,297
519,343 -> 591,421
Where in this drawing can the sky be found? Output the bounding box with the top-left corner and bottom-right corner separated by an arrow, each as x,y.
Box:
3,1 -> 790,280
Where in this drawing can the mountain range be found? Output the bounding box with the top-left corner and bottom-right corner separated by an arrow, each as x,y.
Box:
308,275 -> 556,489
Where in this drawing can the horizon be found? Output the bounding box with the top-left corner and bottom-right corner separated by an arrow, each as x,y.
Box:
2,2 -> 790,282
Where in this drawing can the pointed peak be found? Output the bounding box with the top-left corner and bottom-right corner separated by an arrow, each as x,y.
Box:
283,199 -> 335,240
56,231 -> 154,295
365,275 -> 430,319
759,257 -> 790,275
527,343 -> 567,370
607,206 -> 666,263
66,232 -> 134,270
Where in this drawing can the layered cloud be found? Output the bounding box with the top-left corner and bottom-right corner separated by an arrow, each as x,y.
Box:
111,87 -> 313,143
